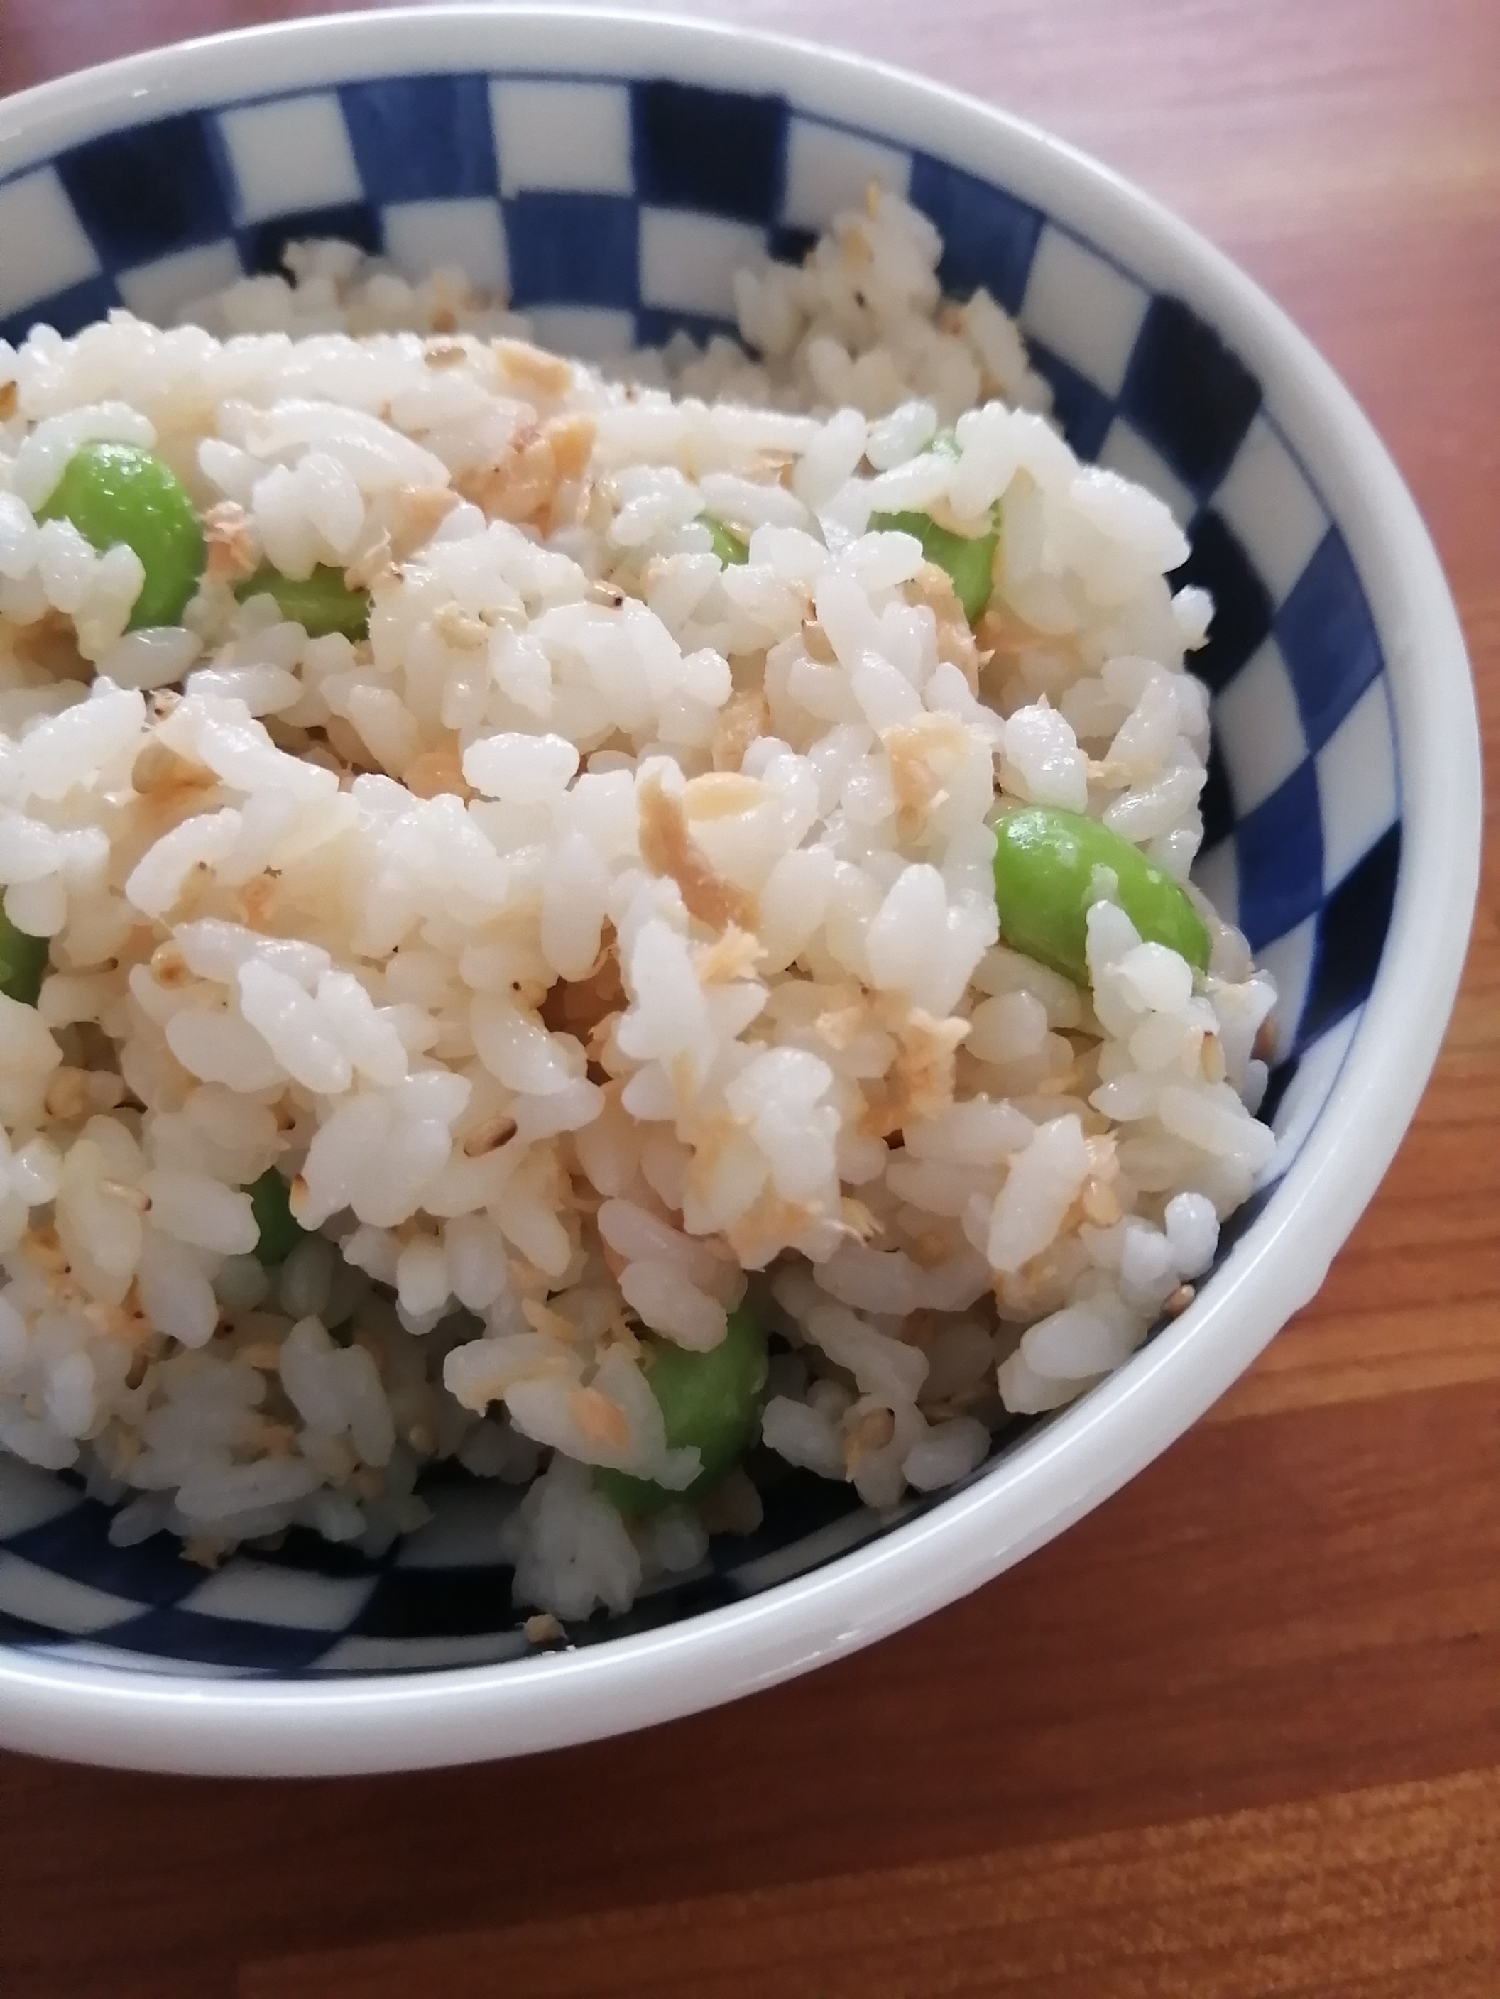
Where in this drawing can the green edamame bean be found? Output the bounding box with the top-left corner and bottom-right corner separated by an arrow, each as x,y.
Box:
0,909 -> 48,1006
235,564 -> 370,640
991,806 -> 1211,987
245,1167 -> 305,1267
868,508 -> 997,625
38,442 -> 205,630
701,514 -> 750,566
869,429 -> 998,625
597,1304 -> 769,1517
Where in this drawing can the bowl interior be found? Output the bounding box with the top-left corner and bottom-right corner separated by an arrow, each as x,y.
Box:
0,45 -> 1400,1680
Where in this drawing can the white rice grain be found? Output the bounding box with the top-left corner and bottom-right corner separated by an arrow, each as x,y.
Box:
0,192 -> 1278,1618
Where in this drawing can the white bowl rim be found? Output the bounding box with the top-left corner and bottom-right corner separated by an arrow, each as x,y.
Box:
0,5 -> 1480,1777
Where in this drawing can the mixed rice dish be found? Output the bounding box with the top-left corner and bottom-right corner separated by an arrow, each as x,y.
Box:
0,190 -> 1277,1620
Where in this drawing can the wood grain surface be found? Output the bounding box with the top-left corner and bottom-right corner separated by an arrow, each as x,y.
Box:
2,3 -> 1499,1995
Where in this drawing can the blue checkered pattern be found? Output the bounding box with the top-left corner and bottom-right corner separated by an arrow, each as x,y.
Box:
0,69 -> 1401,1676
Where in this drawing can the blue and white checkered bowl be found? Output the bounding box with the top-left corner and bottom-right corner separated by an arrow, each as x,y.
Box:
0,9 -> 1479,1775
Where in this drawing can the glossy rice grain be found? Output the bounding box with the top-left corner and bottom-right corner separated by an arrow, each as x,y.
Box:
0,194 -> 1276,1618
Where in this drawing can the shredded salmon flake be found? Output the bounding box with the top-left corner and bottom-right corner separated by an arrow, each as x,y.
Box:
667,1049 -> 701,1109
1032,1066 -> 1080,1099
906,562 -> 982,692
240,873 -> 279,926
544,411 -> 596,481
905,1226 -> 956,1268
10,607 -> 83,681
423,337 -> 469,368
433,601 -> 489,651
493,337 -> 574,396
521,1297 -> 579,1343
388,484 -> 460,557
815,1004 -> 866,1052
862,1008 -> 970,1136
693,925 -> 765,985
201,499 -> 257,583
0,380 -> 17,420
843,222 -> 874,267
842,1404 -> 895,1474
637,773 -> 758,934
976,594 -> 1041,661
26,1227 -> 65,1271
886,749 -> 945,842
570,1385 -> 631,1449
680,1105 -> 748,1207
726,1190 -> 821,1268
710,691 -> 769,772
81,1284 -> 146,1343
525,1612 -> 565,1643
882,711 -> 973,840
404,744 -> 473,800
839,1196 -> 882,1242
457,420 -> 554,524
1164,1282 -> 1197,1317
131,738 -> 216,800
1081,1177 -> 1122,1227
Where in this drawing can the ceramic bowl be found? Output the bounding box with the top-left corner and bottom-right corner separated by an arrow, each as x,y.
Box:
0,7 -> 1478,1775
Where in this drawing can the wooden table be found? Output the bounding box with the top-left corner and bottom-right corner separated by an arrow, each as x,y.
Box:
3,2 -> 1499,1993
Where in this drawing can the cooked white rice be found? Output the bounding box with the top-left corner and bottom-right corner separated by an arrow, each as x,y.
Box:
0,190 -> 1275,1618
